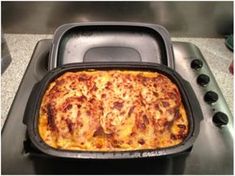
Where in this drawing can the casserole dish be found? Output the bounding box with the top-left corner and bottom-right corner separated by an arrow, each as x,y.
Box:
23,62 -> 203,159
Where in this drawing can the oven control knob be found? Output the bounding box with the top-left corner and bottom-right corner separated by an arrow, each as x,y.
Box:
191,59 -> 203,70
197,74 -> 210,86
213,112 -> 229,126
204,91 -> 218,104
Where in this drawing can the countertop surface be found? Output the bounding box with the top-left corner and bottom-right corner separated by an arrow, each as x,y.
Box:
1,34 -> 233,127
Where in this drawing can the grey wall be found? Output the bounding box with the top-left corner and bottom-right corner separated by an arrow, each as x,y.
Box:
2,1 -> 233,37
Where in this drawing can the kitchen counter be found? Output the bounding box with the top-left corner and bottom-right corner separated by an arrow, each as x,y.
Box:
1,34 -> 233,127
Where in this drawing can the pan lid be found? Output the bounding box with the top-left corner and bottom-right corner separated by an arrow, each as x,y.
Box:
49,22 -> 175,70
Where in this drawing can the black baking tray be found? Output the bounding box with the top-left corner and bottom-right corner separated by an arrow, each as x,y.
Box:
48,22 -> 175,70
23,62 -> 203,159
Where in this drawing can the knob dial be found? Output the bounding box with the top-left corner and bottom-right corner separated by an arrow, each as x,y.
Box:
204,91 -> 218,104
191,59 -> 203,70
213,112 -> 229,126
197,74 -> 210,86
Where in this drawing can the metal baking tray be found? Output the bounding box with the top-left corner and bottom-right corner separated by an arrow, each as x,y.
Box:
23,62 -> 203,159
48,22 -> 175,70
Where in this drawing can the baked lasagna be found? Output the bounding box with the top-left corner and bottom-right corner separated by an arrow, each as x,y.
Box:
39,70 -> 189,151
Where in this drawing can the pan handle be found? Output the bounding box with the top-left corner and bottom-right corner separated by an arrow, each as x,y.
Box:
23,82 -> 41,125
182,80 -> 203,122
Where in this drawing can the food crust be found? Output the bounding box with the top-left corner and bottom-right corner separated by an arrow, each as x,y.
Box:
39,70 -> 189,151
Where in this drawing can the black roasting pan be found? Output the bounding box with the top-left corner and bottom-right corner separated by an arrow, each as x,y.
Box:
23,62 -> 203,159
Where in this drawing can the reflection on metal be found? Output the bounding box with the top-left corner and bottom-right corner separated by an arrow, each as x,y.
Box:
2,1 -> 233,37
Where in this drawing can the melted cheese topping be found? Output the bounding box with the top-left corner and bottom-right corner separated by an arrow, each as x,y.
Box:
39,70 -> 189,151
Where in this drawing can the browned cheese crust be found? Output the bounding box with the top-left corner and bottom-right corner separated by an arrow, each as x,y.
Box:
39,70 -> 189,151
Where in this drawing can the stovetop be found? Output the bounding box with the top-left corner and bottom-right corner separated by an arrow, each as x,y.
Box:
1,40 -> 233,174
